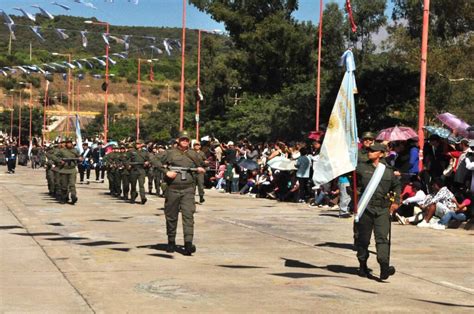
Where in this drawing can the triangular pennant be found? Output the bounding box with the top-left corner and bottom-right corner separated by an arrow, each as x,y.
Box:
150,45 -> 163,54
55,28 -> 70,40
1,10 -> 15,25
29,26 -> 45,42
6,23 -> 16,40
101,33 -> 110,46
31,5 -> 54,20
123,35 -> 130,50
80,31 -> 88,48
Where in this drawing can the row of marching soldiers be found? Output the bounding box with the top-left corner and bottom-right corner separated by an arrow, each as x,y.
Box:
102,140 -> 166,205
44,138 -> 207,206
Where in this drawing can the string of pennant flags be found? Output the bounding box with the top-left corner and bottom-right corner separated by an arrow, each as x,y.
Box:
0,44 -> 162,80
1,18 -> 182,56
2,0 -> 140,25
0,0 -> 181,56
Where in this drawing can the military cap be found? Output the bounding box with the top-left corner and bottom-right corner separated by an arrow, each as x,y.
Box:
193,141 -> 201,146
368,142 -> 387,152
127,143 -> 134,148
178,130 -> 190,140
361,132 -> 376,140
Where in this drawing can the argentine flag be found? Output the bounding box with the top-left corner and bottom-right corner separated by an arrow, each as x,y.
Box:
75,114 -> 84,154
313,50 -> 358,185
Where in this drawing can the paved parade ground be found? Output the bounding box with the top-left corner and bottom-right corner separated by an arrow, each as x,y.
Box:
1,167 -> 473,313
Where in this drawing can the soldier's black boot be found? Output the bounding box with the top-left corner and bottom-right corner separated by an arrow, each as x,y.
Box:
199,196 -> 205,204
380,263 -> 396,280
358,260 -> 371,277
141,198 -> 147,205
71,195 -> 78,205
184,242 -> 196,256
166,241 -> 176,253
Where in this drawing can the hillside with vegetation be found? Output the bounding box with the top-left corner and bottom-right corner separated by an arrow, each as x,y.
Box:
0,0 -> 472,143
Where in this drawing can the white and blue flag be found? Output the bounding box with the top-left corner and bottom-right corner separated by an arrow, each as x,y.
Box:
312,49 -> 358,185
75,114 -> 84,154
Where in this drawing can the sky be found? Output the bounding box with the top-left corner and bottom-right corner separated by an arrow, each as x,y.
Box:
1,0 -> 393,30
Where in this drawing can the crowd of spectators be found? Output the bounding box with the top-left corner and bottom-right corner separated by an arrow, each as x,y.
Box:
197,132 -> 473,229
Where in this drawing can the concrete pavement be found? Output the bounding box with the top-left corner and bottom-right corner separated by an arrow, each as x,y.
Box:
0,166 -> 473,313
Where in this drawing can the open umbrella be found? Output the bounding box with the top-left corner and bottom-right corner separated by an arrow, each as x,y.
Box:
423,126 -> 451,138
376,126 -> 418,142
267,156 -> 296,171
308,131 -> 324,141
437,113 -> 471,138
238,159 -> 259,171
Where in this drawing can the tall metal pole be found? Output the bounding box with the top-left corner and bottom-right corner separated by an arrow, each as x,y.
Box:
10,94 -> 14,138
196,29 -> 202,141
18,90 -> 22,146
136,58 -> 141,140
66,54 -> 72,136
179,0 -> 187,131
29,84 -> 33,143
418,0 -> 431,171
315,0 -> 323,132
43,80 -> 48,143
104,23 -> 110,143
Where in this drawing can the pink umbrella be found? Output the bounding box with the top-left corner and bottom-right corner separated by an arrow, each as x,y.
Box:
437,113 -> 471,138
308,131 -> 324,141
376,126 -> 418,142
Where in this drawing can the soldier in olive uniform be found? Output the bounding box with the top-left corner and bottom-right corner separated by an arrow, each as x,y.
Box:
355,142 -> 401,280
193,141 -> 208,204
120,144 -> 133,200
53,141 -> 65,199
57,139 -> 82,204
128,140 -> 150,204
155,131 -> 206,256
44,144 -> 56,195
358,132 -> 376,163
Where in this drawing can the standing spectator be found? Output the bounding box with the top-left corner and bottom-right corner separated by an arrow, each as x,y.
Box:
92,142 -> 106,182
423,134 -> 449,183
338,173 -> 352,217
5,141 -> 18,174
295,147 -> 311,203
78,143 -> 92,184
223,141 -> 237,165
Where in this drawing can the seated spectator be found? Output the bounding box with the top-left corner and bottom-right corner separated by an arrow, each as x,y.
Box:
395,181 -> 427,224
256,168 -> 273,198
431,191 -> 472,230
240,170 -> 257,196
417,178 -> 456,228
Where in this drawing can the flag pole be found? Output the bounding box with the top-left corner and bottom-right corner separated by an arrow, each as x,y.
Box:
28,83 -> 33,143
137,58 -> 141,140
196,29 -> 202,140
315,0 -> 323,132
179,0 -> 187,131
43,80 -> 47,143
8,31 -> 12,55
10,94 -> 14,139
418,0 -> 430,171
18,90 -> 22,146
